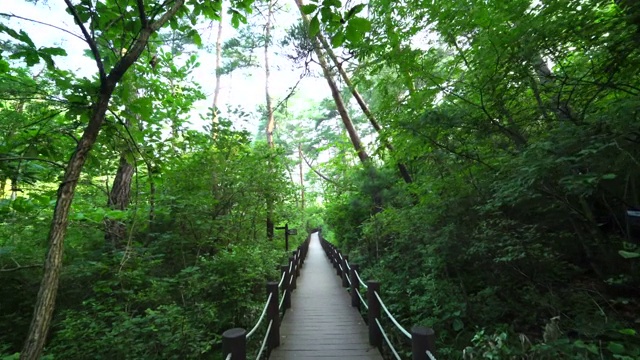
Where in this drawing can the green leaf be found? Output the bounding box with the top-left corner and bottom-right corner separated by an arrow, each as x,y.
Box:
320,6 -> 332,22
39,47 -> 67,57
618,250 -> 640,259
607,342 -> 625,354
331,31 -> 345,47
9,50 -> 41,67
309,15 -> 321,37
348,17 -> 371,32
191,31 -> 202,47
301,4 -> 318,14
323,0 -> 342,7
0,58 -> 9,73
345,22 -> 360,43
452,318 -> 464,331
619,329 -> 637,336
346,4 -> 366,19
602,173 -> 616,180
231,11 -> 244,28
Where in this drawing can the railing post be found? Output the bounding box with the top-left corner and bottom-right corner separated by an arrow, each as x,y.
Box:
367,280 -> 382,348
336,251 -> 343,277
294,250 -> 301,277
222,328 -> 246,360
281,265 -> 291,309
304,239 -> 308,261
289,256 -> 297,290
341,255 -> 349,287
266,282 -> 280,350
412,326 -> 437,360
350,264 -> 360,308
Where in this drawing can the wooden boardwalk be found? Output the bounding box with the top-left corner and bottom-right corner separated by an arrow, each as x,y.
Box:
269,233 -> 382,360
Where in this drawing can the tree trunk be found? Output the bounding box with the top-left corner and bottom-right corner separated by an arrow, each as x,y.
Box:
265,0 -> 275,147
0,177 -> 5,198
20,2 -> 185,358
10,175 -> 19,200
264,0 -> 275,239
211,19 -> 223,137
294,0 -> 370,164
20,91 -> 114,360
315,33 -> 412,183
105,153 -> 135,248
299,144 -> 304,210
532,54 -> 576,122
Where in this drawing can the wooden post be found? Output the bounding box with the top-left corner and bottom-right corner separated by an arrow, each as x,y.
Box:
266,282 -> 280,349
284,223 -> 289,251
411,326 -> 436,360
336,251 -> 343,277
289,256 -> 297,290
294,250 -> 301,276
222,328 -> 246,360
281,265 -> 291,309
350,264 -> 360,308
303,238 -> 307,259
367,280 -> 382,347
341,255 -> 349,287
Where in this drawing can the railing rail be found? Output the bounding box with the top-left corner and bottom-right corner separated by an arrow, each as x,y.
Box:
374,291 -> 412,339
221,234 -> 311,360
246,293 -> 272,339
320,235 -> 438,360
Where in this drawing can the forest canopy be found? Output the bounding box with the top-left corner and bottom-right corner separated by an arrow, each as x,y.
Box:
1,0 -> 640,359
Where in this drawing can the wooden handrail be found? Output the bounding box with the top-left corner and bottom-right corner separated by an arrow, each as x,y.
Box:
221,234 -> 311,360
318,234 -> 438,360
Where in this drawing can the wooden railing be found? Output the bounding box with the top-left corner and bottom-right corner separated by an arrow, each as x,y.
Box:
221,235 -> 310,360
320,235 -> 438,360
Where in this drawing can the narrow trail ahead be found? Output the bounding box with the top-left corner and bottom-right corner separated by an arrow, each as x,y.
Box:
269,233 -> 382,360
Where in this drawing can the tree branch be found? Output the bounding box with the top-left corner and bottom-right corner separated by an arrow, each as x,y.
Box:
0,264 -> 42,272
62,0 -> 107,83
136,0 -> 148,28
0,13 -> 85,42
0,157 -> 66,169
107,0 -> 186,86
302,153 -> 339,185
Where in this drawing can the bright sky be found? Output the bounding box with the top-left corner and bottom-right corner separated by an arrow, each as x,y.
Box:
2,0 -> 330,135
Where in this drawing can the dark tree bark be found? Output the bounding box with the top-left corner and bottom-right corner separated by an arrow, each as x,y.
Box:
105,153 -> 135,248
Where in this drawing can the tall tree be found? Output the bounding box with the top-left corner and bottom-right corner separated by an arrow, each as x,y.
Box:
299,143 -> 304,210
264,0 -> 275,147
19,1 -> 191,358
315,32 -> 413,183
211,19 -> 224,136
264,0 -> 276,239
294,0 -> 370,165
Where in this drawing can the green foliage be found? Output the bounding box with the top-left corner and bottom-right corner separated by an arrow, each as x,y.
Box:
3,0 -> 640,358
314,0 -> 640,358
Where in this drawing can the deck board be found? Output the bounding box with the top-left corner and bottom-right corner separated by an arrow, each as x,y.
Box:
269,233 -> 382,360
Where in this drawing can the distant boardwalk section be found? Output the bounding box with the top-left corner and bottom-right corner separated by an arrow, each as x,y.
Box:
268,233 -> 383,360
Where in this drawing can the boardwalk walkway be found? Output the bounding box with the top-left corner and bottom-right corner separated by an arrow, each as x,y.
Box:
269,233 -> 382,360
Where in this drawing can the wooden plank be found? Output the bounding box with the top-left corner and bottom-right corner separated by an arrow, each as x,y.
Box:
269,233 -> 383,360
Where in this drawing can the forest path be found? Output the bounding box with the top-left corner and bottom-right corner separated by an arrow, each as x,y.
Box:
269,233 -> 382,360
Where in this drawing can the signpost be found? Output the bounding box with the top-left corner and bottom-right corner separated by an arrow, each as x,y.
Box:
275,223 -> 297,251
